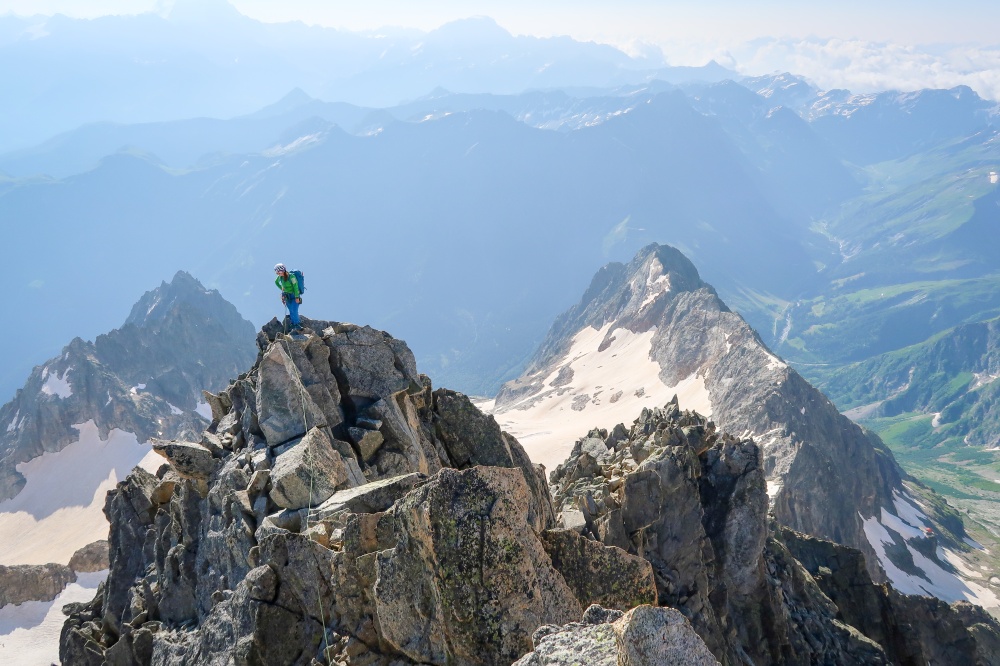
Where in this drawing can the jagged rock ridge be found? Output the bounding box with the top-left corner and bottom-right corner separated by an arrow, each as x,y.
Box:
534,399 -> 1000,664
0,270 -> 257,502
494,244 -> 994,608
61,317 -> 1000,665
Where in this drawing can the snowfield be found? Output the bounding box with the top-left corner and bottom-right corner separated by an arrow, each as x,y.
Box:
494,323 -> 712,473
0,570 -> 106,665
861,492 -> 1000,611
0,421 -> 160,566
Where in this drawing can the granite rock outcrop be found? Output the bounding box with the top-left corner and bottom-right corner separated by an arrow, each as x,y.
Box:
60,318 -> 1000,665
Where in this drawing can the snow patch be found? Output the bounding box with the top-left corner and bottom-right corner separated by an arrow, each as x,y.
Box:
0,421 -> 160,566
892,490 -> 930,529
862,514 -> 999,609
0,570 -> 106,665
880,507 -> 925,541
5,411 -> 19,433
495,323 -> 711,472
766,480 -> 782,501
40,368 -> 72,399
130,383 -> 146,395
167,402 -> 184,416
195,401 -> 213,420
639,259 -> 671,310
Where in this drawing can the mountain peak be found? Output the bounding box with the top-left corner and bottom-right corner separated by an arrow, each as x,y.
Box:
124,270 -> 222,328
426,16 -> 513,46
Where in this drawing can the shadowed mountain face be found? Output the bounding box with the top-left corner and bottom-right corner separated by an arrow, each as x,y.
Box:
495,244 -> 997,609
0,90 -> 835,402
0,271 -> 257,502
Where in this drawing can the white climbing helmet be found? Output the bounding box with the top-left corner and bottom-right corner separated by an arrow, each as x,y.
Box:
274,263 -> 287,274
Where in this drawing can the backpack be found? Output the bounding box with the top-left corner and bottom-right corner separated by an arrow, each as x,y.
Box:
291,269 -> 306,294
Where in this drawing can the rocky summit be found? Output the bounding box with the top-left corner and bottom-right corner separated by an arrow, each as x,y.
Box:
61,317 -> 1000,665
0,270 -> 257,503
494,244 -> 994,608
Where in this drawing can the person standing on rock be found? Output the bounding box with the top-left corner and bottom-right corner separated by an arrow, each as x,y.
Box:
274,263 -> 303,332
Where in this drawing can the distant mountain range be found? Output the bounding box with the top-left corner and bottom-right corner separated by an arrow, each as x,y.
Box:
0,4 -> 733,153
4,4 -> 1000,573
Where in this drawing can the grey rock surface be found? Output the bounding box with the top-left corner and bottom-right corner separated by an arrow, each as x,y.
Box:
514,604 -> 719,666
69,540 -> 110,573
268,426 -> 354,509
614,605 -> 720,666
549,404 -> 891,665
151,439 -> 218,481
61,321 -> 575,665
0,562 -> 76,608
60,315 -> 1000,666
373,466 -> 583,665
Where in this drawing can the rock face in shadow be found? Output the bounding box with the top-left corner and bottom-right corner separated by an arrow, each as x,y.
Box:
548,399 -> 890,665
60,317 -> 1000,666
779,526 -> 1000,666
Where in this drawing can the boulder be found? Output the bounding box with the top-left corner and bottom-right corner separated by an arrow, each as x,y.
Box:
309,472 -> 425,522
69,540 -> 110,573
255,343 -> 327,446
348,426 -> 384,462
151,439 -> 218,481
539,529 -> 656,612
513,604 -> 719,666
614,605 -> 720,666
325,324 -> 420,410
373,466 -> 583,665
268,427 -> 355,510
512,606 -> 623,666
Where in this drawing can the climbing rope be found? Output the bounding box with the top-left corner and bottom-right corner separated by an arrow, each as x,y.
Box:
278,334 -> 332,662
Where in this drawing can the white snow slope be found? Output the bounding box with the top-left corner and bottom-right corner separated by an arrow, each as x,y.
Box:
0,420 -> 159,566
493,323 -> 711,473
0,570 -> 106,665
862,490 -> 1000,611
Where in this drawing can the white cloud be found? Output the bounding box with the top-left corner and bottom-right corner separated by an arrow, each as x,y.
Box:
717,38 -> 1000,101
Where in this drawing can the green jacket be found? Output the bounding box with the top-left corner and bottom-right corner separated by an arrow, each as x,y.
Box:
275,273 -> 301,298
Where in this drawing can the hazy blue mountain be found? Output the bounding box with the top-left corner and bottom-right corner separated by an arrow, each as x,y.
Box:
0,93 -> 375,178
809,86 -> 997,165
0,87 -> 649,178
686,79 -> 861,219
0,5 -> 732,154
0,91 -> 830,402
740,72 -> 821,113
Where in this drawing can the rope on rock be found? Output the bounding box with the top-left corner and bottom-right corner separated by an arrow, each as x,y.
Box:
279,335 -> 332,663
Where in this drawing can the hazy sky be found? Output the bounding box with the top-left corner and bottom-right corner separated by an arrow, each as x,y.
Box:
3,0 -> 998,45
2,0 -> 1000,98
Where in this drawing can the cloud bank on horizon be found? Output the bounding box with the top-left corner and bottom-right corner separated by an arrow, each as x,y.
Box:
1,0 -> 999,100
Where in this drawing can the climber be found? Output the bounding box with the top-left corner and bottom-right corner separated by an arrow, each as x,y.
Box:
274,263 -> 303,332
